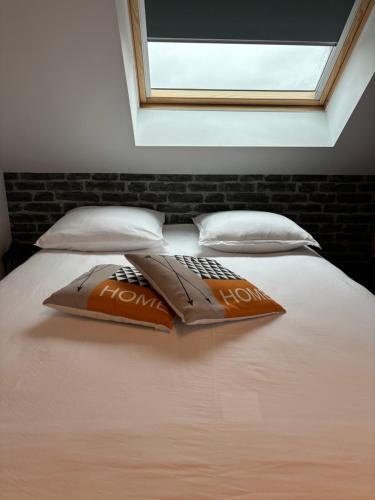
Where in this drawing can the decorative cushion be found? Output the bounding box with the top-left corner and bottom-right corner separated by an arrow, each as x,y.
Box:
126,254 -> 285,325
43,264 -> 175,331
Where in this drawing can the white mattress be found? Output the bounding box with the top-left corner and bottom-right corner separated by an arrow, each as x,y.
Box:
1,224 -> 374,500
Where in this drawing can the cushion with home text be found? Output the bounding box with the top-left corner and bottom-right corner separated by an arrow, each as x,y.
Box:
126,254 -> 285,325
43,264 -> 175,331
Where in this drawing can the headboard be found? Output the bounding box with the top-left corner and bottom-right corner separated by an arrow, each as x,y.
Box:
4,172 -> 374,287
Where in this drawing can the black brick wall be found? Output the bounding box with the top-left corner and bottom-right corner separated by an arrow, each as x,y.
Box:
4,172 -> 375,290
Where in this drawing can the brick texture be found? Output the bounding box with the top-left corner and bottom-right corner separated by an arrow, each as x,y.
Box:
4,172 -> 375,288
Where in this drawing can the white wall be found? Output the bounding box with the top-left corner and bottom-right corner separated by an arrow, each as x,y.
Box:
0,173 -> 11,277
327,7 -> 375,142
0,0 -> 374,173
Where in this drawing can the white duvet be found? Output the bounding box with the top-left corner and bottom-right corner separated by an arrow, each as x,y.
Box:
0,225 -> 374,500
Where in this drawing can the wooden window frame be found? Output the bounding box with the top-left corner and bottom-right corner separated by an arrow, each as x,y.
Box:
129,0 -> 374,110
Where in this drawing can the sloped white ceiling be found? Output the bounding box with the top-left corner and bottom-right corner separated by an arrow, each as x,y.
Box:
0,0 -> 374,173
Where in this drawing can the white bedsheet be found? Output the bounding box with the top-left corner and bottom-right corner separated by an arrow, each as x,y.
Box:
1,224 -> 374,500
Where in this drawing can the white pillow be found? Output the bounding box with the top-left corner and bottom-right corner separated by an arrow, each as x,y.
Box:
193,211 -> 320,253
35,206 -> 165,251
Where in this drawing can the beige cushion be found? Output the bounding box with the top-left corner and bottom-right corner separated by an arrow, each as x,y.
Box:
126,254 -> 285,325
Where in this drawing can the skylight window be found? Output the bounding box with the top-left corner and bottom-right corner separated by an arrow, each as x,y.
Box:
128,0 -> 373,108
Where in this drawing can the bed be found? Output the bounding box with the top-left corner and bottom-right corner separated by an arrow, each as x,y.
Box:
1,224 -> 374,500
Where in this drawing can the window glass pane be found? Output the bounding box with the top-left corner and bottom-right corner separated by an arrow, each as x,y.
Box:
148,42 -> 332,91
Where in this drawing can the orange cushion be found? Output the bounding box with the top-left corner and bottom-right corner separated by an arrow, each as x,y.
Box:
126,254 -> 285,325
43,264 -> 175,331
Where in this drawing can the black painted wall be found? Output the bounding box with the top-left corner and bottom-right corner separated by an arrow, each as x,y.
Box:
4,172 -> 375,290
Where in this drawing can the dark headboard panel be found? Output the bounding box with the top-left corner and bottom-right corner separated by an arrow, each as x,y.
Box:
4,172 -> 375,287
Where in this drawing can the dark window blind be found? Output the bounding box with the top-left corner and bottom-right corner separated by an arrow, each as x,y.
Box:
145,0 -> 356,45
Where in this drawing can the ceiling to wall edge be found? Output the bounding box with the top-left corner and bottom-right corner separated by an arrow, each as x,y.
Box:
115,0 -> 375,148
